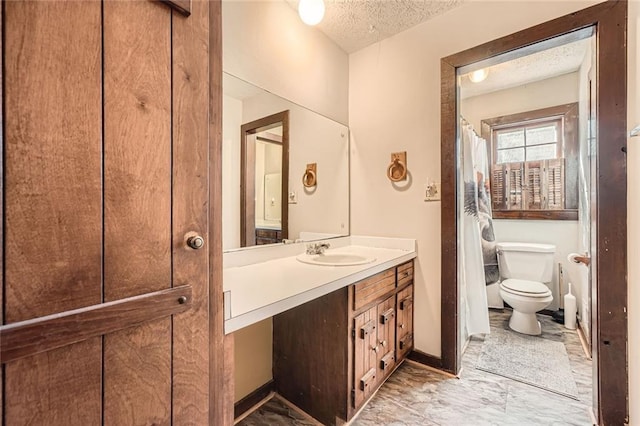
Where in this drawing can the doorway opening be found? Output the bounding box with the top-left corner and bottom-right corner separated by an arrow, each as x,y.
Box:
440,2 -> 627,425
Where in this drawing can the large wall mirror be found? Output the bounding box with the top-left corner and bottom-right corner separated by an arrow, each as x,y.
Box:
223,73 -> 350,251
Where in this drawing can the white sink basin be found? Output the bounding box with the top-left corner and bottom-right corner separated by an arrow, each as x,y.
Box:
296,253 -> 376,266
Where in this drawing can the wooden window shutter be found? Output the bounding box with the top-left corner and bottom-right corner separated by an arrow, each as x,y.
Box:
546,158 -> 565,210
524,161 -> 543,210
506,163 -> 523,210
490,164 -> 506,210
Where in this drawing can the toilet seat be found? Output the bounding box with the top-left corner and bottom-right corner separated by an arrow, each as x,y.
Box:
500,279 -> 551,298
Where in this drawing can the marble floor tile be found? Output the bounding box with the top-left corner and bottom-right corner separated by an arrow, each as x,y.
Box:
240,311 -> 593,426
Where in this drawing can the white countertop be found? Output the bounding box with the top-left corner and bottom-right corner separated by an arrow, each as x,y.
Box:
223,236 -> 416,334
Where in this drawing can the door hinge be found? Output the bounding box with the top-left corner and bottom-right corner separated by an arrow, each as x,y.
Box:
351,389 -> 356,406
351,328 -> 355,339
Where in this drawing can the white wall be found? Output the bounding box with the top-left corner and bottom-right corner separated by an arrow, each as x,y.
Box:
222,94 -> 242,250
223,1 -> 349,124
462,71 -> 580,131
350,1 -> 638,422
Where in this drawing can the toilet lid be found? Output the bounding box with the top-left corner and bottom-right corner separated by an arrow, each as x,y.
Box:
500,279 -> 552,298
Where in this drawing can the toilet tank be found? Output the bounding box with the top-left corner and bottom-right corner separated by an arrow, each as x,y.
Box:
496,242 -> 555,283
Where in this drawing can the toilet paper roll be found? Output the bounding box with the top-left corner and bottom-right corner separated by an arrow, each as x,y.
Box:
568,252 -> 591,267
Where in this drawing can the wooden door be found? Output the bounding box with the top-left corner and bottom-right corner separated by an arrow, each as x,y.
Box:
0,1 -> 224,424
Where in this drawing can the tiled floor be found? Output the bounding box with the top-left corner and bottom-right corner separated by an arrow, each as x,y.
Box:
238,311 -> 593,425
353,311 -> 593,425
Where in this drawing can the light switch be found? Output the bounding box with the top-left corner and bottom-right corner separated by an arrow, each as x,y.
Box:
288,191 -> 298,204
424,183 -> 441,201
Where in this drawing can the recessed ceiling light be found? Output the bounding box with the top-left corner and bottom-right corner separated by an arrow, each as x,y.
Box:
469,69 -> 489,83
298,0 -> 325,26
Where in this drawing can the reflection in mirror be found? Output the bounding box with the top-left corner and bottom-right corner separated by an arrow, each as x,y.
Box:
241,111 -> 289,247
223,73 -> 349,251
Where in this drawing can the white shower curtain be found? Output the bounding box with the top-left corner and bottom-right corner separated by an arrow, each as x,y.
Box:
460,123 -> 491,336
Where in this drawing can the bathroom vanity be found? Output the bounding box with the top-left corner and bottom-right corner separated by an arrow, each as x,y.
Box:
223,236 -> 416,424
273,260 -> 414,425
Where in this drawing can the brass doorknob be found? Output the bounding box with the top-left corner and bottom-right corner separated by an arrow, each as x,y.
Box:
187,235 -> 205,250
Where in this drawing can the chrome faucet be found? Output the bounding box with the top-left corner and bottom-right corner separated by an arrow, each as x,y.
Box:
306,242 -> 330,255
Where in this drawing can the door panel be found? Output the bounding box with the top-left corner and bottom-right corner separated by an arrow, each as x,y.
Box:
104,319 -> 172,425
3,1 -> 103,424
171,0 -> 211,422
5,340 -> 102,426
103,1 -> 173,423
1,0 -> 217,424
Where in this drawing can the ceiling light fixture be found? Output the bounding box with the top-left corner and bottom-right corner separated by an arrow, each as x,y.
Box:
298,0 -> 325,26
469,69 -> 489,83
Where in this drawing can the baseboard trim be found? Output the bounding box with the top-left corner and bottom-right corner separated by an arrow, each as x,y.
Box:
234,379 -> 275,419
407,349 -> 442,370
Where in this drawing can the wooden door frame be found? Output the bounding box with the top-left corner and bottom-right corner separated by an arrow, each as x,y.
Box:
240,110 -> 290,247
440,1 -> 628,424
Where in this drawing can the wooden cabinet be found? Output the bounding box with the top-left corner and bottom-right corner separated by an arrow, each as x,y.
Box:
255,228 -> 283,245
273,260 -> 414,425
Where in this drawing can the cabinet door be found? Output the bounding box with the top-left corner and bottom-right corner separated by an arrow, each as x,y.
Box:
376,296 -> 396,385
396,285 -> 414,361
353,306 -> 378,409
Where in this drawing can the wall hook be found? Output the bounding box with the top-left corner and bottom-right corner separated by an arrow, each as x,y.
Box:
303,163 -> 317,187
387,152 -> 407,182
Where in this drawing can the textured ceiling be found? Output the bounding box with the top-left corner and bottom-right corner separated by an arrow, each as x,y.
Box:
286,0 -> 463,53
460,38 -> 591,99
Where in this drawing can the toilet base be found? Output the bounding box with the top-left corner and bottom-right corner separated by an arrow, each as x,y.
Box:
508,310 -> 542,335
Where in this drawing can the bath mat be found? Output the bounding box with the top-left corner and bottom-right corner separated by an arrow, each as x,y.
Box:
475,328 -> 580,400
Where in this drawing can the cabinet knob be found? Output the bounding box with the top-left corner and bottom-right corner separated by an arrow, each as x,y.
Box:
400,323 -> 405,329
187,235 -> 205,250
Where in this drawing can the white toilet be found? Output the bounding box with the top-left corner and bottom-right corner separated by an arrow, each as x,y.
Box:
496,242 -> 555,335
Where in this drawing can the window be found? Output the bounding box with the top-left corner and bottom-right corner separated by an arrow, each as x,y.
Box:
481,104 -> 578,220
495,120 -> 561,164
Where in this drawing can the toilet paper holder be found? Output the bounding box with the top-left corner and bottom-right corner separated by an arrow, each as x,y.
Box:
568,252 -> 591,267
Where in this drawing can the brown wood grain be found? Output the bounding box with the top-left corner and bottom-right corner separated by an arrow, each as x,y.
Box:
396,285 -> 414,361
3,1 -> 102,424
208,1 -> 234,424
593,2 -> 628,424
440,58 -> 459,374
407,349 -> 442,370
1,3 -> 4,421
441,2 -> 628,423
492,209 -> 578,220
161,0 -> 191,16
234,379 -> 275,419
6,340 -> 103,426
104,319 -> 171,425
375,296 -> 396,387
1,285 -> 192,364
273,288 -> 349,425
103,1 -> 172,424
171,0 -> 211,423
